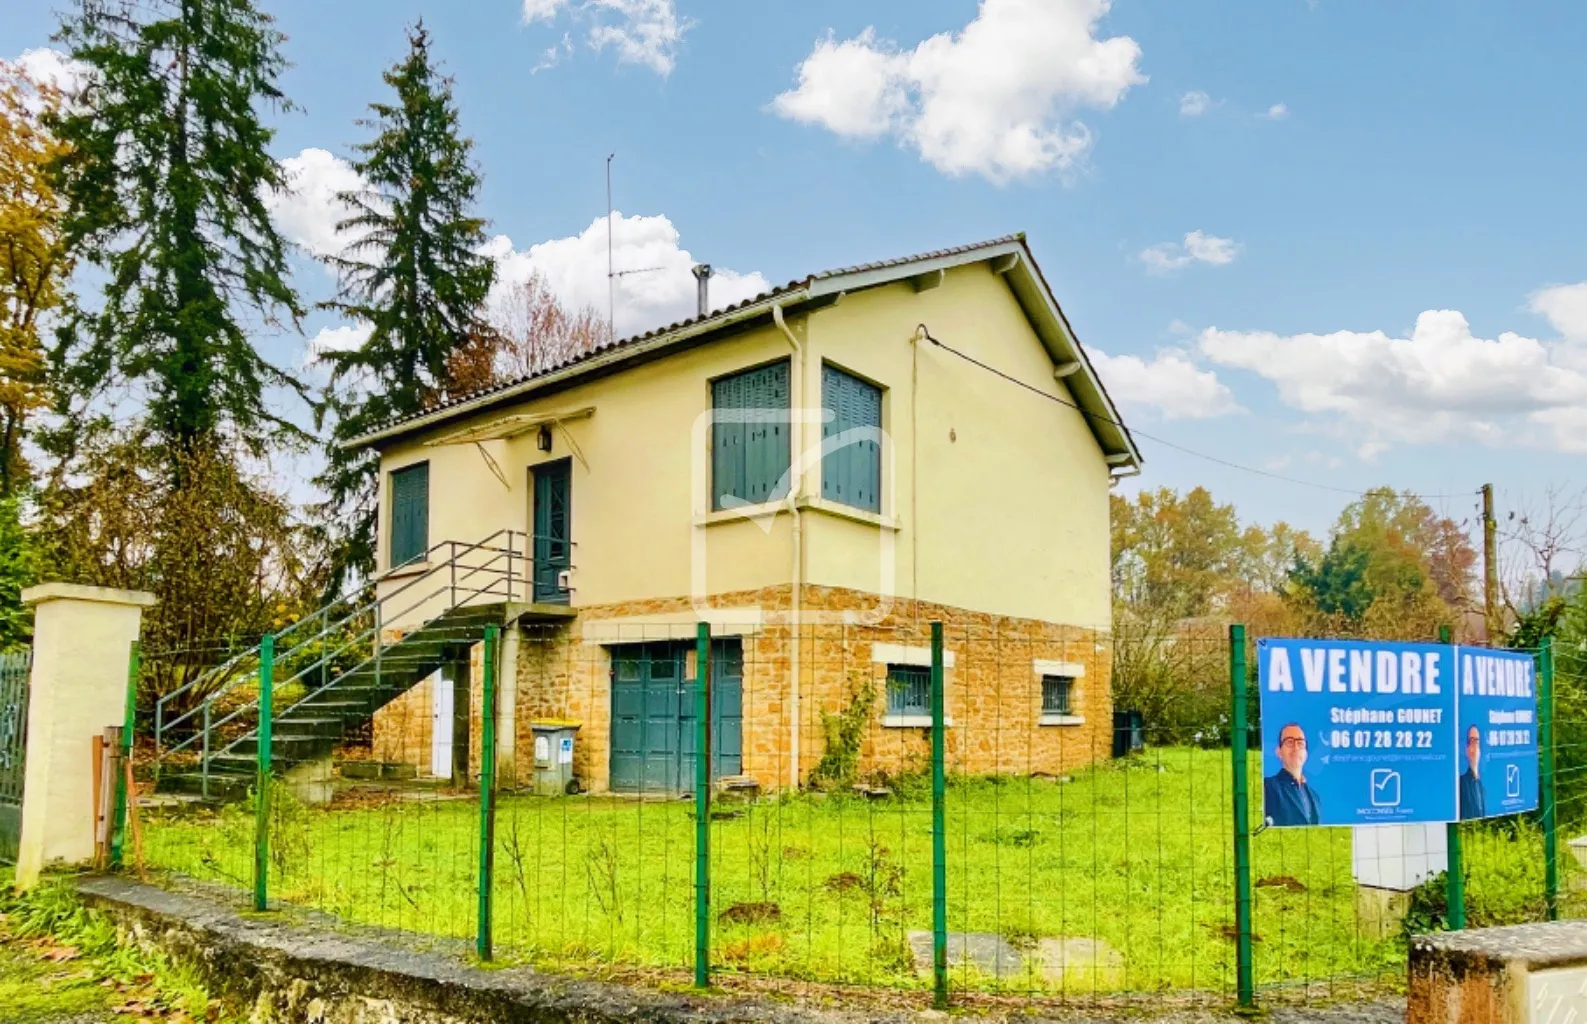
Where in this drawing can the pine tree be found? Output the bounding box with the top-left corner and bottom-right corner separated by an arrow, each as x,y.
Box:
316,22 -> 496,586
51,0 -> 305,454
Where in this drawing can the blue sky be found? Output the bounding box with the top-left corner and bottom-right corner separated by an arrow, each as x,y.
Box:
7,0 -> 1587,544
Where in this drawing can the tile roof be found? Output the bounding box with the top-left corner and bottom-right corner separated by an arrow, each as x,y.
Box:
365,234 -> 1030,439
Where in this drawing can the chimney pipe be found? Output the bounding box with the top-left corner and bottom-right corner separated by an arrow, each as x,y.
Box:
692,263 -> 714,319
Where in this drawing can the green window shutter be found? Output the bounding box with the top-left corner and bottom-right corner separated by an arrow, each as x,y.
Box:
712,362 -> 790,510
821,365 -> 882,513
389,463 -> 429,567
886,665 -> 930,715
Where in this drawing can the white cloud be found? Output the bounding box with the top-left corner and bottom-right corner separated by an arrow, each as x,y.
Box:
304,324 -> 372,366
1529,282 -> 1587,343
264,148 -> 367,262
1356,440 -> 1389,461
521,0 -> 568,20
1198,309 -> 1587,452
483,212 -> 771,338
13,47 -> 89,96
266,148 -> 770,344
1090,348 -> 1241,420
520,0 -> 688,75
1140,230 -> 1240,273
1261,102 -> 1289,120
7,47 -> 91,114
771,0 -> 1146,183
1179,90 -> 1211,117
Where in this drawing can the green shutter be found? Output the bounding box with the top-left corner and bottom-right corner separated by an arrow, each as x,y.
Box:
821,365 -> 882,513
390,463 -> 429,567
712,362 -> 790,510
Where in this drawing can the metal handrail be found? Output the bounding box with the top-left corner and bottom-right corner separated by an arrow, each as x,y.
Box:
155,529 -> 533,761
213,575 -> 519,759
157,528 -> 526,728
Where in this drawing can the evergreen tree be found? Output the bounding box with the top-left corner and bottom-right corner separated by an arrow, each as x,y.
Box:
51,0 -> 305,455
316,23 -> 496,587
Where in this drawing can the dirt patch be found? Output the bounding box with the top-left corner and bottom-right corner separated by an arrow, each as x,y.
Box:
823,872 -> 863,893
720,902 -> 781,926
1256,875 -> 1307,892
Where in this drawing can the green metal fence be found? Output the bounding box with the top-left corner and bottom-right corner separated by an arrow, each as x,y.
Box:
0,649 -> 30,865
124,621 -> 1577,1013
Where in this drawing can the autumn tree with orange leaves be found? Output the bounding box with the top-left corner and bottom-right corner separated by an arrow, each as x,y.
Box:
0,61 -> 71,497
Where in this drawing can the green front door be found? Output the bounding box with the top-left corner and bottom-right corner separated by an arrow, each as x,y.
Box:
609,640 -> 743,794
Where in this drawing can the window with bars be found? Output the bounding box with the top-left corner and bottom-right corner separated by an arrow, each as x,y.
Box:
820,364 -> 882,513
712,361 -> 791,510
389,462 -> 430,568
886,664 -> 931,716
1042,675 -> 1074,715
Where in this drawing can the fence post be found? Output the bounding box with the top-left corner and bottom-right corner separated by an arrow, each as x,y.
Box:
254,634 -> 274,913
109,640 -> 139,870
1541,635 -> 1558,921
930,621 -> 948,1010
1439,624 -> 1465,930
694,621 -> 712,989
477,625 -> 499,960
1228,623 -> 1255,1010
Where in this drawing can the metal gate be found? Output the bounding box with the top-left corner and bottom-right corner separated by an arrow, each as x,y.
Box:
0,650 -> 30,864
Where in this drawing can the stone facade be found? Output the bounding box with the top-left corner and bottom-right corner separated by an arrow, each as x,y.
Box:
370,585 -> 1113,794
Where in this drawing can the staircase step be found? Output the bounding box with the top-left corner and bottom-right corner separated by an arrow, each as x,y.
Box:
228,734 -> 333,757
276,717 -> 345,739
157,772 -> 253,801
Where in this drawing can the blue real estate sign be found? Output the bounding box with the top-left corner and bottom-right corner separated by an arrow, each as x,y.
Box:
1454,648 -> 1539,821
1257,639 -> 1539,827
1258,639 -> 1460,827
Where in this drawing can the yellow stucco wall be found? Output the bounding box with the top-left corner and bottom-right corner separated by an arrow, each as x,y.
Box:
375,323 -> 797,624
374,261 -> 1111,630
801,264 -> 1112,627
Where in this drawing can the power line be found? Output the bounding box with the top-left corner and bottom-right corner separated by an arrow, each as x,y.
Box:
919,327 -> 1477,502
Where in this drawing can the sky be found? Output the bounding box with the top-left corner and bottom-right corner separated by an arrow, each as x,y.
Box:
6,0 -> 1587,545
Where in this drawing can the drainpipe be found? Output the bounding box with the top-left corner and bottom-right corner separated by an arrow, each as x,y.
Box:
772,302 -> 804,791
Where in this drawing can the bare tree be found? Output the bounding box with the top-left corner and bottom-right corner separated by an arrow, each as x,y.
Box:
486,272 -> 610,382
1499,484 -> 1587,615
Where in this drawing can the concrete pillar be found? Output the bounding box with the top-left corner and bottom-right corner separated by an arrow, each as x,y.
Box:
496,626 -> 519,788
16,583 -> 156,888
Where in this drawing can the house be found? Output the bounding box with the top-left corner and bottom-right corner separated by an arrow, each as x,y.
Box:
348,234 -> 1142,795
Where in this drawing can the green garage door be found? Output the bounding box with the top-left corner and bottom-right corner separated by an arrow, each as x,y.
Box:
609,639 -> 742,795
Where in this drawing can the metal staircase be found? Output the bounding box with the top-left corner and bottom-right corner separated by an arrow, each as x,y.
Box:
154,530 -> 573,800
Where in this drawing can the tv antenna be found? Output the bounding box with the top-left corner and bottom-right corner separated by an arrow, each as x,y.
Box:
605,153 -> 662,342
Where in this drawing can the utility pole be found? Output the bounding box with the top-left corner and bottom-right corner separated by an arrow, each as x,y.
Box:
1482,483 -> 1500,642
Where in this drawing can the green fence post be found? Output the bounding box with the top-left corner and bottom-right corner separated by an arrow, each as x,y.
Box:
109,640 -> 139,869
478,625 -> 499,960
254,634 -> 274,913
930,621 -> 948,1010
1228,623 -> 1255,1010
1541,635 -> 1558,921
694,621 -> 712,989
1440,625 -> 1465,930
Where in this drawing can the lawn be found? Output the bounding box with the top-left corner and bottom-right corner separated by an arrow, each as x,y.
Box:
139,746 -> 1563,1000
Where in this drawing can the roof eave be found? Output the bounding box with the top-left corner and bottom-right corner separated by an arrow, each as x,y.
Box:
343,286 -> 816,450
999,245 -> 1144,471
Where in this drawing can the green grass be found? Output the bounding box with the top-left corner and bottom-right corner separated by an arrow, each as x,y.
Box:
139,747 -> 1567,1000
0,872 -> 235,1022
